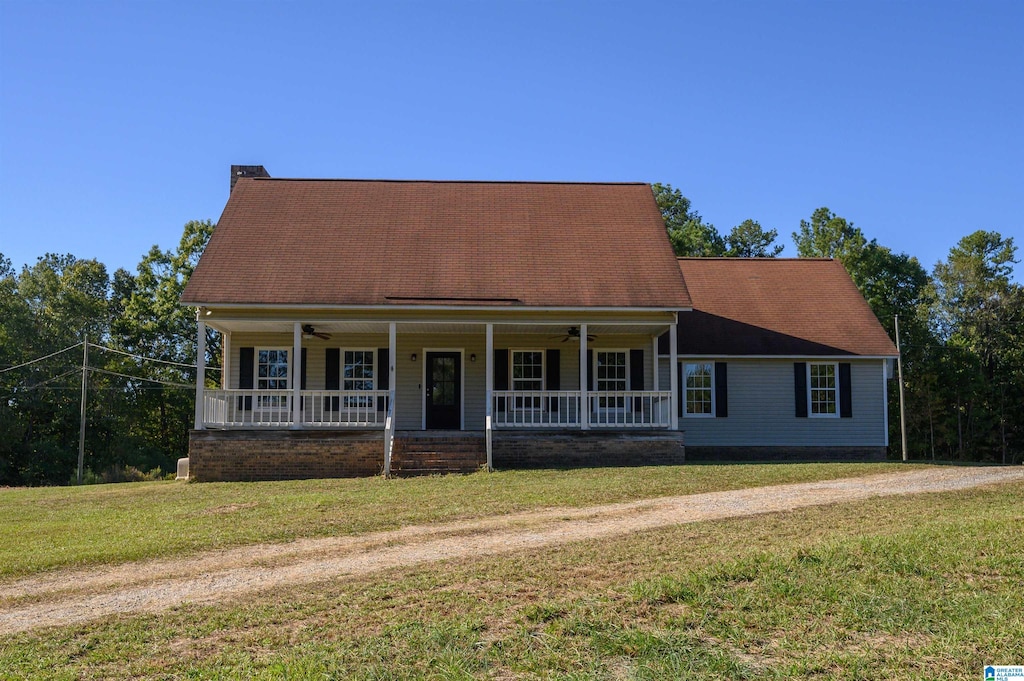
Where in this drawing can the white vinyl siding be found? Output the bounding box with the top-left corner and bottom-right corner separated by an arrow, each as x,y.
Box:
660,357 -> 887,447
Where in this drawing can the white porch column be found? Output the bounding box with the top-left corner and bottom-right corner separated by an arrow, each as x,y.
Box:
292,322 -> 302,428
194,317 -> 206,430
669,317 -> 679,431
485,323 -> 493,471
384,321 -> 396,478
389,322 -> 397,405
580,323 -> 589,430
222,331 -> 231,389
651,335 -> 660,391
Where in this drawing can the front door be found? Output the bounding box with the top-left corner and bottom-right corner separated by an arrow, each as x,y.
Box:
425,352 -> 461,429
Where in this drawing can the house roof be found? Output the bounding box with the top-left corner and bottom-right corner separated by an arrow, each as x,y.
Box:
668,258 -> 898,356
181,178 -> 691,309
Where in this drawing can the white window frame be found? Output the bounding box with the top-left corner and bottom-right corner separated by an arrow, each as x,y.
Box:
510,348 -> 545,411
684,362 -> 715,417
341,348 -> 375,408
594,349 -> 628,410
808,361 -> 839,418
255,347 -> 290,416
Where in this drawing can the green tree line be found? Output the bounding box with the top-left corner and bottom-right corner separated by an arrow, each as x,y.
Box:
1,196 -> 1021,485
0,221 -> 219,485
657,184 -> 1023,464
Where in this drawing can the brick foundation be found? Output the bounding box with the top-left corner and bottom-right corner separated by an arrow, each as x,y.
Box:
492,430 -> 686,469
684,446 -> 888,463
188,430 -> 384,481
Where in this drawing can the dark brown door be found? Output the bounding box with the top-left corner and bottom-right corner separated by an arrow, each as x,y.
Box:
425,352 -> 461,429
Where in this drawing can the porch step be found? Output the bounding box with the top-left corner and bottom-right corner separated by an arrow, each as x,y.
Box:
391,431 -> 486,476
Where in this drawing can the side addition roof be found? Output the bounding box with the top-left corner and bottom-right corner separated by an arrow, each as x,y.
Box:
669,258 -> 898,357
181,179 -> 691,309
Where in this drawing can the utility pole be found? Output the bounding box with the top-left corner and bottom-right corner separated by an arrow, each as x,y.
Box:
895,316 -> 908,462
77,336 -> 89,484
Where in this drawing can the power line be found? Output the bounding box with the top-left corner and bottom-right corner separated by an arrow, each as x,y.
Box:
88,367 -> 195,389
0,368 -> 81,402
90,343 -> 221,372
0,343 -> 83,373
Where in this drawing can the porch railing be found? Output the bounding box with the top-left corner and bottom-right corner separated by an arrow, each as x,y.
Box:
491,390 -> 582,427
491,390 -> 672,428
202,390 -> 390,428
587,391 -> 672,428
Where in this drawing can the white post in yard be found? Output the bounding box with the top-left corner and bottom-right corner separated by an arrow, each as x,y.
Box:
651,335 -> 660,391
292,322 -> 302,428
485,322 -> 493,471
194,318 -> 206,430
669,318 -> 679,431
580,323 -> 589,430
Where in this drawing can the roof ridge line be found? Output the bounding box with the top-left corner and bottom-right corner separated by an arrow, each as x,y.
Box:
677,257 -> 837,262
243,177 -> 651,186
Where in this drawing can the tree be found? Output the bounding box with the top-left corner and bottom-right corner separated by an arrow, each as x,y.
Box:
725,219 -> 783,257
108,220 -> 218,470
652,183 -> 726,256
792,207 -> 870,267
930,231 -> 1022,462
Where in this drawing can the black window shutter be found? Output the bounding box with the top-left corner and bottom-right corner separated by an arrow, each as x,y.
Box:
325,349 -> 340,389
325,348 -> 340,411
546,349 -> 560,390
715,362 -> 728,418
299,348 -> 307,410
586,349 -> 594,391
546,348 -> 560,413
794,362 -> 808,418
494,349 -> 509,390
300,348 -> 308,390
629,349 -> 645,390
377,348 -> 389,411
677,361 -> 684,418
238,347 -> 254,411
839,362 -> 853,418
629,349 -> 644,411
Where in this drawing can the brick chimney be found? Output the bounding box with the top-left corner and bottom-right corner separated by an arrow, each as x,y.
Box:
230,164 -> 270,193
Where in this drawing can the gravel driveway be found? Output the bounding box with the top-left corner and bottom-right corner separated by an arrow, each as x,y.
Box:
2,465 -> 1021,635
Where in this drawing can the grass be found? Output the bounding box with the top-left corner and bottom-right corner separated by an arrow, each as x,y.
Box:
1,476 -> 1020,679
0,462 -> 902,578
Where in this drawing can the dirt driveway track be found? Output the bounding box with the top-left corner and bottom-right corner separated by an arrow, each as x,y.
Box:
2,465 -> 1022,635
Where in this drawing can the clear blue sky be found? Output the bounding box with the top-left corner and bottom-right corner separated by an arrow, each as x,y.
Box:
1,1 -> 1021,280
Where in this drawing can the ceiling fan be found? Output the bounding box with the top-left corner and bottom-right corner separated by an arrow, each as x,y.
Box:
301,324 -> 331,340
548,326 -> 596,343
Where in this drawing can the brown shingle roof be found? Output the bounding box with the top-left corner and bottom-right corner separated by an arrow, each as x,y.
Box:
181,178 -> 691,309
671,258 -> 898,356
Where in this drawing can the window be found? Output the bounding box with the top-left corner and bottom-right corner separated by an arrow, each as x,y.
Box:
685,362 -> 713,416
596,350 -> 627,409
809,362 -> 838,416
511,350 -> 544,410
256,348 -> 289,414
257,349 -> 289,390
343,350 -> 374,407
511,350 -> 544,391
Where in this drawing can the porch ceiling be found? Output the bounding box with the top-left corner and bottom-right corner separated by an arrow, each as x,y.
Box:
207,320 -> 672,337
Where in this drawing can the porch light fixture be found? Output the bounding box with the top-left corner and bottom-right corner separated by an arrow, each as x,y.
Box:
470,353 -> 476,362
410,353 -> 417,362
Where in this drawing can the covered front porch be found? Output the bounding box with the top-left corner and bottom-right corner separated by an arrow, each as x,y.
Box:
193,311 -> 681,476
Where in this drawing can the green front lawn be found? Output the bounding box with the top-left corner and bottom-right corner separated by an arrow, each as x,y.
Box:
0,463 -> 902,578
2,474 -> 1019,679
